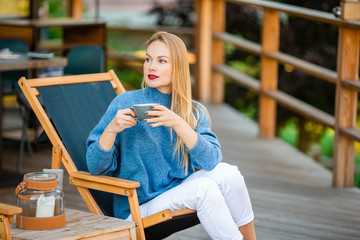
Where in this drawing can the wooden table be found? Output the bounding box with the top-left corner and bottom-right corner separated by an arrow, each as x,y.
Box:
0,55 -> 67,173
0,18 -> 107,72
0,18 -> 106,58
10,208 -> 136,240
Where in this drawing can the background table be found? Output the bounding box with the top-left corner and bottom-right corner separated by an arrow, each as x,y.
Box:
10,208 -> 136,240
0,55 -> 67,175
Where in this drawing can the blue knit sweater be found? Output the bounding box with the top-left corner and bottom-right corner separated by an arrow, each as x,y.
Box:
86,87 -> 222,219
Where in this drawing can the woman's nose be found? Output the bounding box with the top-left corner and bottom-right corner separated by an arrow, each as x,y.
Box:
149,61 -> 157,70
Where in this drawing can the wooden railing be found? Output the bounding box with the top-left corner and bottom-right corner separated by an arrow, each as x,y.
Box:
80,0 -> 359,188
195,0 -> 360,187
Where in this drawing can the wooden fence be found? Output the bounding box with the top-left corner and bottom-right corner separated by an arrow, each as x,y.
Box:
194,0 -> 360,187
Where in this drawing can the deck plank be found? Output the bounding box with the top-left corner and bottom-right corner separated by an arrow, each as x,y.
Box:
1,104 -> 360,239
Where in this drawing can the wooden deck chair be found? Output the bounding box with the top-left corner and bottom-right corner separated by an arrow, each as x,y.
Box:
0,203 -> 22,240
18,70 -> 199,240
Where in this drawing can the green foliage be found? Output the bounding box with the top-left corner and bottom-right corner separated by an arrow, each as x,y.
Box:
319,128 -> 334,157
40,0 -> 67,18
278,118 -> 298,147
107,60 -> 142,89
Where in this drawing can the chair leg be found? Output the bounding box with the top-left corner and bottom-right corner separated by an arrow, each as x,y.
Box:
0,214 -> 12,240
17,106 -> 32,173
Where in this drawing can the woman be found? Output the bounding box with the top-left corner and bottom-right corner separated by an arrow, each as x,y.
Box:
86,31 -> 256,240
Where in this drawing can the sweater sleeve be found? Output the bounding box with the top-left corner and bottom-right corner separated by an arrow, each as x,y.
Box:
186,106 -> 222,171
86,96 -> 122,175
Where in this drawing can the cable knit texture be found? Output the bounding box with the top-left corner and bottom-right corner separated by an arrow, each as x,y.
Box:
86,87 -> 222,219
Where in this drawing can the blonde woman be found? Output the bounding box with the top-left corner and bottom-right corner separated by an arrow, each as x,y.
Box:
86,31 -> 256,240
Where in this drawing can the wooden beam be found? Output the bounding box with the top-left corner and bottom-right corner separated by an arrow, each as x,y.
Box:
259,9 -> 280,138
228,0 -> 360,29
340,1 -> 360,20
29,0 -> 40,19
333,0 -> 360,187
213,64 -> 260,92
195,0 -> 212,102
68,0 -> 83,19
211,0 -> 225,104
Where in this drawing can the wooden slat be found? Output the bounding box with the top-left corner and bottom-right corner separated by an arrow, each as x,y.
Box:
339,127 -> 360,142
71,171 -> 140,189
259,8 -> 279,138
263,89 -> 335,128
341,79 -> 360,92
108,26 -> 194,35
213,64 -> 260,91
228,0 -> 360,29
70,176 -> 133,197
171,208 -> 197,217
128,190 -> 146,240
213,32 -> 262,55
24,72 -> 115,87
142,209 -> 172,228
265,51 -> 337,84
213,32 -> 337,84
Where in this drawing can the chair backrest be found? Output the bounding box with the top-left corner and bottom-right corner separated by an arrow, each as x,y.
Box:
64,45 -> 105,75
0,39 -> 29,94
0,39 -> 29,53
18,70 -> 126,216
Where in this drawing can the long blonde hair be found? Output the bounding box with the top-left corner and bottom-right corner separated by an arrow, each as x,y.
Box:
143,31 -> 208,173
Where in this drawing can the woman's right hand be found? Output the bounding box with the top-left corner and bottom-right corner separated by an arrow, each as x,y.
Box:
99,108 -> 137,150
107,108 -> 137,133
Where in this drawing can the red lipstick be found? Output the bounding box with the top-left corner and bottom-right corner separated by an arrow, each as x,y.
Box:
148,74 -> 158,80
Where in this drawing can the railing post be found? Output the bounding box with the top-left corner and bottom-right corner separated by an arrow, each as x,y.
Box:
194,0 -> 212,102
259,9 -> 280,138
333,0 -> 360,187
211,0 -> 225,104
68,0 -> 83,19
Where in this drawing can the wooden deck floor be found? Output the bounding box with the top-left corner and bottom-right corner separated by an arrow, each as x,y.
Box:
1,104 -> 360,239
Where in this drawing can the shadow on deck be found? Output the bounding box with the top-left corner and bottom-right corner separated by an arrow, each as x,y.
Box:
1,104 -> 360,239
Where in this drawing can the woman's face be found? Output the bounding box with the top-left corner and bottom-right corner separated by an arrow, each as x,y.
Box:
143,40 -> 173,94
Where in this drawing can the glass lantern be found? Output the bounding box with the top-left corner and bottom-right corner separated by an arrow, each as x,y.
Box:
15,172 -> 65,230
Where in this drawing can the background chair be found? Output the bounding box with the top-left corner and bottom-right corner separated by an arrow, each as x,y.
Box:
0,39 -> 35,172
0,39 -> 29,95
18,70 -> 199,240
63,45 -> 105,75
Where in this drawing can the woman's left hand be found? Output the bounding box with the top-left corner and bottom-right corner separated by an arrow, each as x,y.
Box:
145,105 -> 181,129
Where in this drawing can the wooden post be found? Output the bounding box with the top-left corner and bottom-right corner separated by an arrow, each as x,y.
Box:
333,0 -> 360,187
68,0 -> 83,19
259,9 -> 280,138
211,0 -> 225,104
29,0 -> 40,19
194,0 -> 212,102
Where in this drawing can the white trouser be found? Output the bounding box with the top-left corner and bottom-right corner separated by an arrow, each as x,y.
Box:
126,162 -> 254,240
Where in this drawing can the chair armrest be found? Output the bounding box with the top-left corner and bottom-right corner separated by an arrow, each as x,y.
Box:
69,171 -> 140,196
0,203 -> 22,224
0,203 -> 22,216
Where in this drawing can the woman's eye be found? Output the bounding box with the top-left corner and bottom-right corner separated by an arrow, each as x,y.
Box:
159,59 -> 166,63
145,58 -> 151,63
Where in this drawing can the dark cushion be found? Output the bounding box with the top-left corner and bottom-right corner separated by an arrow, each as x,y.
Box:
144,212 -> 200,240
